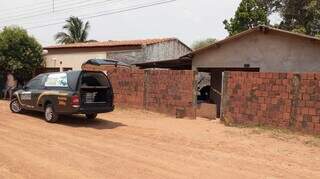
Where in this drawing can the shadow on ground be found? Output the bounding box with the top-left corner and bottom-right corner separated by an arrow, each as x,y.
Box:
22,111 -> 126,130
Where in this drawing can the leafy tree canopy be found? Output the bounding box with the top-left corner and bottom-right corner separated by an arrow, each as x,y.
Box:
279,0 -> 320,36
192,38 -> 217,50
225,0 -> 320,37
223,0 -> 269,36
258,0 -> 282,15
0,26 -> 43,82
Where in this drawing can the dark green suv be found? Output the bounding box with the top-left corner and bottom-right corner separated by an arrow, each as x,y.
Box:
10,71 -> 114,123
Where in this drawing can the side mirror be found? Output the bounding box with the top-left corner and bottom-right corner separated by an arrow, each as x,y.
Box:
23,86 -> 29,90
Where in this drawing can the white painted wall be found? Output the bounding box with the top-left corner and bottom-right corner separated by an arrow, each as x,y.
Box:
44,51 -> 106,71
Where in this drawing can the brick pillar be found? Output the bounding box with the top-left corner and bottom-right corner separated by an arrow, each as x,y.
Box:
143,70 -> 149,110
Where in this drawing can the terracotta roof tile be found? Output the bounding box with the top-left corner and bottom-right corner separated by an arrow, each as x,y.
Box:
44,38 -> 177,49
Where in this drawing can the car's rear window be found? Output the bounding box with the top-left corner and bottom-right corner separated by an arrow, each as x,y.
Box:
81,72 -> 110,87
45,73 -> 68,88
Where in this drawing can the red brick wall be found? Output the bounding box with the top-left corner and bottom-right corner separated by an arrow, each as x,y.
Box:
222,72 -> 320,135
83,65 -> 196,118
144,70 -> 196,118
109,68 -> 145,109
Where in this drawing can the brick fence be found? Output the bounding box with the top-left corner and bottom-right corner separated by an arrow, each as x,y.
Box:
83,65 -> 197,119
222,72 -> 320,135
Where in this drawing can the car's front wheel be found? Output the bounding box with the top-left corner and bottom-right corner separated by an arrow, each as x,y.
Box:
85,113 -> 97,120
45,104 -> 59,123
10,98 -> 23,113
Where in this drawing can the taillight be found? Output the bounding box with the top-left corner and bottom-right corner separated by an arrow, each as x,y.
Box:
71,95 -> 80,107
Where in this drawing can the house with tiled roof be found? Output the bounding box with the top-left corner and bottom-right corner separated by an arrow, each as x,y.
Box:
43,38 -> 191,72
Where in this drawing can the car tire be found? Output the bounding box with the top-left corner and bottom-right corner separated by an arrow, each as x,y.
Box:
85,113 -> 97,120
45,104 -> 59,123
10,98 -> 23,113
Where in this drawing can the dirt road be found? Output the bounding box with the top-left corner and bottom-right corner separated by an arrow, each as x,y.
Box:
0,100 -> 319,179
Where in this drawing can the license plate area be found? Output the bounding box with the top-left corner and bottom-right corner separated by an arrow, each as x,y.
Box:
84,92 -> 97,103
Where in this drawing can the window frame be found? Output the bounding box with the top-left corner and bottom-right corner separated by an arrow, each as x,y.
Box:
26,75 -> 46,90
80,72 -> 111,87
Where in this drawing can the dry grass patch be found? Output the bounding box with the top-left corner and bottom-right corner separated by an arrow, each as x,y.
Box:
228,124 -> 320,147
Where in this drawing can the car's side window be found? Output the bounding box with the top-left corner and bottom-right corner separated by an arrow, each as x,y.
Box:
44,73 -> 68,88
26,76 -> 43,90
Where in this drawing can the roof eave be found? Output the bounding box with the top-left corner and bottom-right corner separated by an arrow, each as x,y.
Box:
43,44 -> 143,50
190,25 -> 320,56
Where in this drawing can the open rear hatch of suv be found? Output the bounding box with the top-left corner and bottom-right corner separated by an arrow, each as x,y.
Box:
79,72 -> 113,109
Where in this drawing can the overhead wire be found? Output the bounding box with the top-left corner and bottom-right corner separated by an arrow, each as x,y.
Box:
0,0 -> 98,14
0,0 -> 130,26
0,0 -> 177,30
0,0 -> 52,13
0,0 -> 114,22
0,0 -> 78,15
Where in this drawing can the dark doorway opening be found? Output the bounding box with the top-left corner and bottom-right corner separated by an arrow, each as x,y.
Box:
197,67 -> 260,119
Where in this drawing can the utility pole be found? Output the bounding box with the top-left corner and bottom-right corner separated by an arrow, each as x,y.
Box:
52,0 -> 55,13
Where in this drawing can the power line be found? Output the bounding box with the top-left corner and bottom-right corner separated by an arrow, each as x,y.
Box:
0,0 -> 130,26
0,0 -> 171,27
0,0 -> 91,14
24,0 -> 177,30
0,0 -> 105,21
52,0 -> 55,13
0,0 -> 116,23
0,0 -> 112,22
0,0 -> 55,13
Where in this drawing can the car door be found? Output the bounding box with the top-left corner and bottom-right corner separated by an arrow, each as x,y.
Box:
43,72 -> 70,112
30,75 -> 47,110
21,75 -> 45,110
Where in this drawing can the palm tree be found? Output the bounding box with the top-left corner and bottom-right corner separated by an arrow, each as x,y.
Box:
55,16 -> 91,44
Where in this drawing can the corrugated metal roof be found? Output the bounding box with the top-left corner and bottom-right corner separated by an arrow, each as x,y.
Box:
44,38 -> 177,49
83,59 -> 130,67
134,57 -> 192,70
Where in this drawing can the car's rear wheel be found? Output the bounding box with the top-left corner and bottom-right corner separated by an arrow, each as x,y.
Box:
85,113 -> 97,120
45,104 -> 59,123
10,98 -> 23,113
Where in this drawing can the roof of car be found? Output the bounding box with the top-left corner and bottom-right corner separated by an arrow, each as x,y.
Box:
42,70 -> 93,75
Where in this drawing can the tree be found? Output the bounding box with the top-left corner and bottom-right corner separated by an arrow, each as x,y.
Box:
0,26 -> 43,82
223,0 -> 269,36
55,16 -> 91,44
258,0 -> 283,15
279,0 -> 320,36
192,38 -> 217,50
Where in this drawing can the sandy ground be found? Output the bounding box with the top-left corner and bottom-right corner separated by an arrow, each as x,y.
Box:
0,100 -> 320,179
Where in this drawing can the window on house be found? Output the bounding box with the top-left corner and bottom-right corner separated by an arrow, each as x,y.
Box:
63,68 -> 73,72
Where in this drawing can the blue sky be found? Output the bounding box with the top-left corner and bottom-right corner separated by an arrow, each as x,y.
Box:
0,0 -> 242,46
